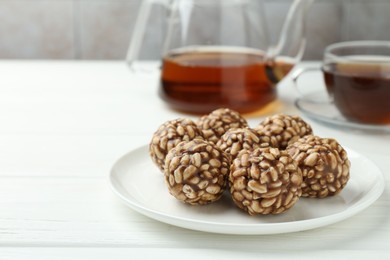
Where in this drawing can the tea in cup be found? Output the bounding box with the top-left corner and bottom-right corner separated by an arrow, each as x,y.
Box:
294,41 -> 390,125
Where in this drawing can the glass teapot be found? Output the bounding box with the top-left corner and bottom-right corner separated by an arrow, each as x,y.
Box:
127,0 -> 313,114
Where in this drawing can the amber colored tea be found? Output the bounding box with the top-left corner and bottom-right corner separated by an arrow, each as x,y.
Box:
159,48 -> 294,114
323,60 -> 390,124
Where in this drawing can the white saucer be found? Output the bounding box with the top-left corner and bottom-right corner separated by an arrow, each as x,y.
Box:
109,145 -> 384,235
295,91 -> 390,133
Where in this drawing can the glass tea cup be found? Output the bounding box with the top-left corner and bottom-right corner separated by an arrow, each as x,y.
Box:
293,41 -> 390,125
127,0 -> 313,115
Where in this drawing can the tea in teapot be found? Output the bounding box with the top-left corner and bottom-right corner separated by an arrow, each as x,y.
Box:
160,47 -> 294,113
127,0 -> 313,114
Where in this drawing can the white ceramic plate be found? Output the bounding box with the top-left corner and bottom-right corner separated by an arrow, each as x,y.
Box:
295,91 -> 390,133
109,145 -> 384,235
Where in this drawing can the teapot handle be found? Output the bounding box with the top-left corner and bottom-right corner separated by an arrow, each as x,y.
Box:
126,0 -> 170,73
126,1 -> 153,68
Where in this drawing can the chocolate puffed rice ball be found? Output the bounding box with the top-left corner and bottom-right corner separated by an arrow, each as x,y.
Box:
196,108 -> 248,145
255,114 -> 313,149
216,128 -> 276,160
286,135 -> 350,198
149,118 -> 204,172
164,139 -> 230,205
229,147 -> 302,215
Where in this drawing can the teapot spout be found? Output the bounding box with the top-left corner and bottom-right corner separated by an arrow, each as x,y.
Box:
271,0 -> 314,61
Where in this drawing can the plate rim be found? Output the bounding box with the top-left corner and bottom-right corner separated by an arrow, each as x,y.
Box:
108,145 -> 385,235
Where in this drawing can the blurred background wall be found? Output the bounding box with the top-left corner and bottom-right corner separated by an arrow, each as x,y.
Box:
0,0 -> 389,60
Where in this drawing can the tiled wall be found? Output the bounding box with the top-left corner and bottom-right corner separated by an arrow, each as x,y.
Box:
0,0 -> 389,60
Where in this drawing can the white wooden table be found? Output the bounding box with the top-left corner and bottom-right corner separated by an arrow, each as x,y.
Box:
0,61 -> 389,259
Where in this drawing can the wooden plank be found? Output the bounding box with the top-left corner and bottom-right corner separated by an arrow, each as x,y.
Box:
0,61 -> 193,136
0,176 -> 389,250
0,248 -> 389,260
0,134 -> 148,177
